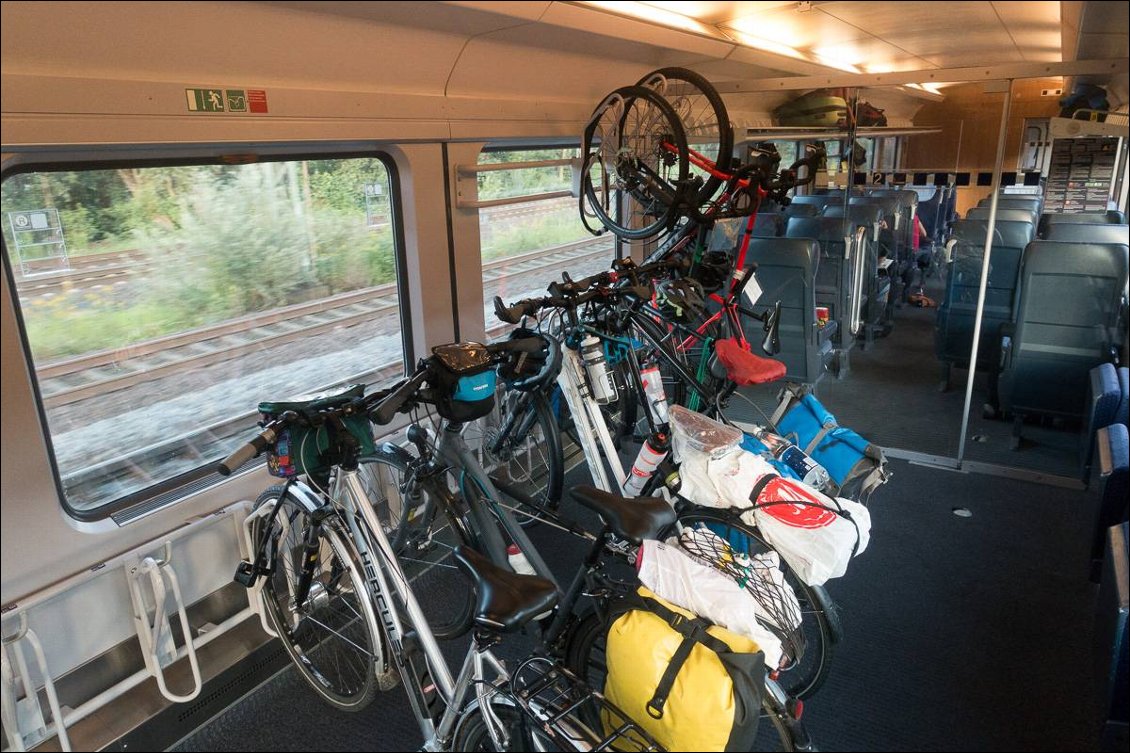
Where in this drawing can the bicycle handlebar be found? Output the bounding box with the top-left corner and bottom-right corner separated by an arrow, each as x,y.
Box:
217,423 -> 281,476
370,368 -> 431,426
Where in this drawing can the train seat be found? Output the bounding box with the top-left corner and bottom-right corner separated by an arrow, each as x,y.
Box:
783,202 -> 821,220
966,206 -> 1040,227
934,219 -> 1035,388
1039,210 -> 1127,238
744,238 -> 835,384
1044,223 -> 1130,244
994,241 -> 1129,444
1083,363 -> 1125,482
750,212 -> 786,237
822,204 -> 890,332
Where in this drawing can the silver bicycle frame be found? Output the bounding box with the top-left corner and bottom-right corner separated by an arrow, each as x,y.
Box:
333,469 -> 526,750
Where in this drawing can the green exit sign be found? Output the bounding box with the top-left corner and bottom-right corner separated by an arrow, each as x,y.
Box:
186,88 -> 225,112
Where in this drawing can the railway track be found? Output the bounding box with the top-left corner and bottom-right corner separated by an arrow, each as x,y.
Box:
40,237 -> 611,409
13,249 -> 152,296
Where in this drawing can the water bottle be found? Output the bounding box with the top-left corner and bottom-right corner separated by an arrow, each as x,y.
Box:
507,544 -> 536,576
623,433 -> 669,496
753,428 -> 831,490
639,365 -> 669,423
580,335 -> 617,404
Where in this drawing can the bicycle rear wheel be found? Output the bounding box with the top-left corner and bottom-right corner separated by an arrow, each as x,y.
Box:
670,509 -> 839,700
637,67 -> 733,208
252,486 -> 384,711
582,85 -> 689,240
563,609 -> 804,751
357,450 -> 476,639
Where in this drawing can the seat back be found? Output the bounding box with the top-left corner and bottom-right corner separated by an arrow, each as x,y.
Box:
998,241 -> 1130,419
787,195 -> 831,209
783,202 -> 821,219
1044,223 -> 1130,244
750,212 -> 785,238
978,197 -> 1043,214
784,216 -> 856,324
744,238 -> 825,383
966,207 -> 1040,227
934,219 -> 1036,369
821,205 -> 886,325
1039,211 -> 1127,237
1083,363 -> 1123,477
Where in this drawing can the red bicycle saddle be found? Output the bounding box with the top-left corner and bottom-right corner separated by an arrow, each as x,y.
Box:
714,337 -> 786,385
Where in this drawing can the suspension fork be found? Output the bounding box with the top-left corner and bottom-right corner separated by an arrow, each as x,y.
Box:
292,503 -> 333,609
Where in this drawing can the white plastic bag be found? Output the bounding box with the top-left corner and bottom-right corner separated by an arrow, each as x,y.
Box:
636,538 -> 784,669
677,527 -> 802,633
744,476 -> 871,586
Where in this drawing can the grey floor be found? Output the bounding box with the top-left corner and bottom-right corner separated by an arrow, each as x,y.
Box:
176,456 -> 1106,751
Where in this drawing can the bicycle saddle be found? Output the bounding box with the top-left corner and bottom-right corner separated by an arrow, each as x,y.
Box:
570,486 -> 677,544
452,546 -> 558,633
713,337 -> 786,385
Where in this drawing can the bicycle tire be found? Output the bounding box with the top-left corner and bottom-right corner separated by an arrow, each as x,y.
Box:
581,85 -> 689,240
637,67 -> 733,209
452,701 -> 564,752
670,509 -> 839,700
356,450 -> 477,639
252,485 -> 384,711
471,388 -> 564,527
563,609 -> 802,751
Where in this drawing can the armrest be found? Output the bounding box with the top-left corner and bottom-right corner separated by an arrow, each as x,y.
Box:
1097,426 -> 1114,477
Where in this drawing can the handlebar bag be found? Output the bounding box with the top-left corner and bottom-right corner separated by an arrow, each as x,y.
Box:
258,384 -> 376,478
602,587 -> 765,752
430,343 -> 497,422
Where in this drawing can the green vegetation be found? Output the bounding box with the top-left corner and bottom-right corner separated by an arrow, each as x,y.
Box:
2,159 -> 397,361
480,208 -> 587,261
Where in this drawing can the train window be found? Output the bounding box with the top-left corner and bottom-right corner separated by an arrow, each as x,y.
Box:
476,147 -> 612,337
1,155 -> 406,519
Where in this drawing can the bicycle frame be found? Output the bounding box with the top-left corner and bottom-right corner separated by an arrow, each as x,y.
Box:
429,421 -> 559,587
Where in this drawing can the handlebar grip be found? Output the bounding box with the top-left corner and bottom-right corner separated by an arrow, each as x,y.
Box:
371,370 -> 428,425
217,430 -> 274,477
494,296 -> 533,325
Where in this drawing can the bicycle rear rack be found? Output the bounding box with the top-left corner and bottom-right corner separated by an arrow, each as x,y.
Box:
510,655 -> 663,752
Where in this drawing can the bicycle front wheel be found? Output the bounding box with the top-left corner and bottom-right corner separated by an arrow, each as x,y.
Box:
253,486 -> 384,711
637,67 -> 733,208
582,85 -> 689,240
467,388 -> 564,527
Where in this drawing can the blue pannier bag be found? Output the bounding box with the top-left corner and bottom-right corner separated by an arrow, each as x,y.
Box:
769,383 -> 888,500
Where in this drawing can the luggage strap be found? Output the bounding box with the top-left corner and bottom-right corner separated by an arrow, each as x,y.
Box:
639,595 -> 732,720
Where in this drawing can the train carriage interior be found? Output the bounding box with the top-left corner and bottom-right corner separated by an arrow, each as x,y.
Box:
2,1 -> 1129,751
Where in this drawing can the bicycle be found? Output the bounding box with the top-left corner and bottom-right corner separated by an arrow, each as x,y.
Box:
218,365 -> 661,751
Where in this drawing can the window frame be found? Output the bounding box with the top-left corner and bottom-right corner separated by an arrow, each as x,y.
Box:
0,146 -> 412,523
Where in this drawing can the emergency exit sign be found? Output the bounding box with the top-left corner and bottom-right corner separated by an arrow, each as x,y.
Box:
186,88 -> 268,113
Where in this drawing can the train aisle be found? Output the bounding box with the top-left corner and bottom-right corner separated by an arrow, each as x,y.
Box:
174,460 -> 1103,752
